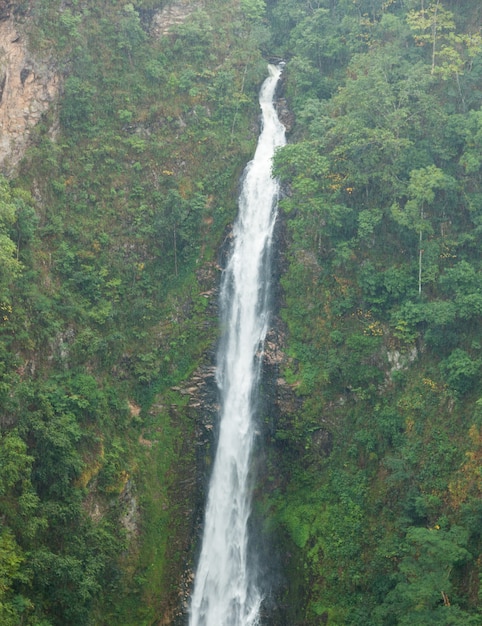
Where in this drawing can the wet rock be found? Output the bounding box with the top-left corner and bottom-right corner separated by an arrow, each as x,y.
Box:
276,97 -> 295,133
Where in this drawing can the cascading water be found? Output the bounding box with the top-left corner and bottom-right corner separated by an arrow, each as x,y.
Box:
189,64 -> 286,626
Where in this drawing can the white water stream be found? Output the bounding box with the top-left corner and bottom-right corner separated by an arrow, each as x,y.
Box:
189,65 -> 286,626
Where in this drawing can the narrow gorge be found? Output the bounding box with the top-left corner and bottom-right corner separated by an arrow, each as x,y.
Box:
0,1 -> 482,625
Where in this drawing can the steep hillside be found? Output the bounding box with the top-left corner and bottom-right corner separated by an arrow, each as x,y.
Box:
1,0 -> 482,625
0,0 -> 268,624
265,0 -> 482,624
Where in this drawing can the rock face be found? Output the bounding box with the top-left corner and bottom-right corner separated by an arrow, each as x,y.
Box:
0,0 -> 199,173
150,0 -> 200,38
0,14 -> 59,172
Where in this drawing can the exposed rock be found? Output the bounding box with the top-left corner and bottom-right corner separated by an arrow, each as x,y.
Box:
48,326 -> 75,366
0,15 -> 59,172
143,359 -> 220,625
387,346 -> 418,375
120,479 -> 140,538
150,0 -> 200,38
83,490 -> 106,523
138,433 -> 154,448
128,399 -> 141,417
311,428 -> 334,457
263,321 -> 301,429
275,97 -> 294,133
172,361 -> 218,444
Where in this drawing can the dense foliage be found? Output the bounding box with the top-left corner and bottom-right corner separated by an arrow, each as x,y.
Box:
0,0 -> 267,623
265,0 -> 482,623
1,0 -> 482,624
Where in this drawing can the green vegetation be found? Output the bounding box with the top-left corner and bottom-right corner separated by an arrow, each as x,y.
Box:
1,0 -> 482,624
0,0 -> 267,623
264,0 -> 482,623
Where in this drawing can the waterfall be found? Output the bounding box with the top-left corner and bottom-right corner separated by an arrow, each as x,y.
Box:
189,64 -> 286,626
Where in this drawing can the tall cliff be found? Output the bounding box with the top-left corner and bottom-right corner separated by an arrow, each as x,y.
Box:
1,0 -> 482,625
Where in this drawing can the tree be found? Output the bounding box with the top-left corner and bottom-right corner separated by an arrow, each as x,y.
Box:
0,178 -> 23,295
376,525 -> 473,625
391,165 -> 456,294
241,0 -> 266,21
406,0 -> 482,89
407,1 -> 456,74
0,529 -> 26,626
